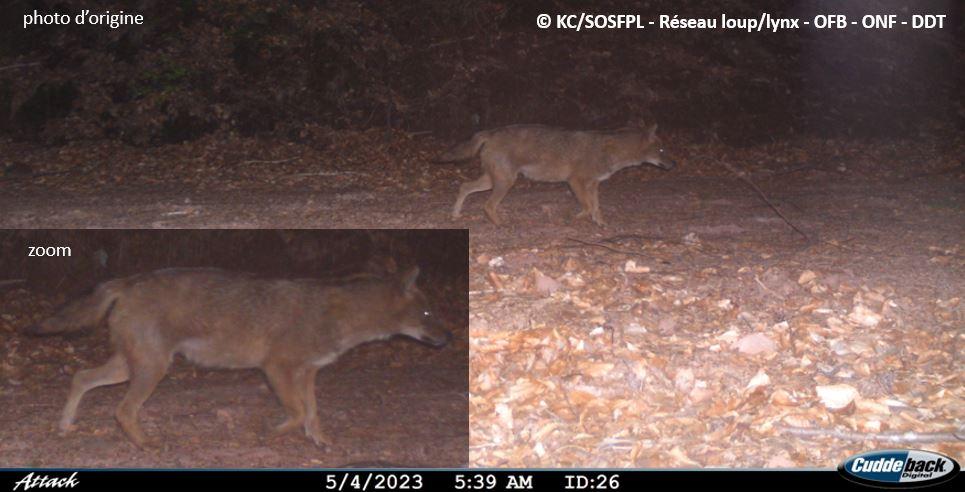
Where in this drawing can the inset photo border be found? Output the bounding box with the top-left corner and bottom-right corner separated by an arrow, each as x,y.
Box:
0,229 -> 468,468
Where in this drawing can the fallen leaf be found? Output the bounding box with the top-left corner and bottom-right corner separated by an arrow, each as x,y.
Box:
736,332 -> 777,355
815,384 -> 859,410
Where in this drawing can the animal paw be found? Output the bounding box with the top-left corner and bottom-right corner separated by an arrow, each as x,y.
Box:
305,423 -> 332,448
272,418 -> 301,436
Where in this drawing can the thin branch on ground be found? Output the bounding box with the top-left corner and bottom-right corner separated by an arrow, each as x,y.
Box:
240,157 -> 299,165
485,271 -> 503,292
753,274 -> 785,301
719,159 -> 810,241
555,376 -> 592,435
284,171 -> 362,178
0,279 -> 26,290
1,167 -> 78,181
598,233 -> 667,244
0,62 -> 42,72
770,163 -> 820,176
779,425 -> 963,444
564,236 -> 656,259
426,35 -> 476,50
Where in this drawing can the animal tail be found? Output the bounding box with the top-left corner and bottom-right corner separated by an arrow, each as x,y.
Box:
23,279 -> 124,336
435,132 -> 487,163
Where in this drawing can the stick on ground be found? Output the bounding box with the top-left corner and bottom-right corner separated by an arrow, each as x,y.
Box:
779,425 -> 964,444
719,160 -> 810,241
564,236 -> 656,259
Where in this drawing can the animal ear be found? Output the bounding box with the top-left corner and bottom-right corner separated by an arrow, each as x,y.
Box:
647,124 -> 658,139
401,266 -> 420,294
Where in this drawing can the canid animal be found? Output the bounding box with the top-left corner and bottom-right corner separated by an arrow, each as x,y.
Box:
438,124 -> 676,226
25,267 -> 450,449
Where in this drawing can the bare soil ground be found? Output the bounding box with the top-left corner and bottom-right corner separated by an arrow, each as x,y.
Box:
0,132 -> 962,468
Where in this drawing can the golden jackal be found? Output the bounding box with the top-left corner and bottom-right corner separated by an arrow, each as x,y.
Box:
26,267 -> 451,448
438,124 -> 675,226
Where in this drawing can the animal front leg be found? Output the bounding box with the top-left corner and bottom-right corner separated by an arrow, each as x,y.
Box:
568,178 -> 593,220
299,367 -> 331,448
60,353 -> 130,434
264,362 -> 306,436
452,174 -> 492,219
115,355 -> 168,448
585,179 -> 606,226
483,174 -> 516,225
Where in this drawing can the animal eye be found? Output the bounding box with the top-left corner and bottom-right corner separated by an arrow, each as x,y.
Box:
659,148 -> 665,153
423,310 -> 431,317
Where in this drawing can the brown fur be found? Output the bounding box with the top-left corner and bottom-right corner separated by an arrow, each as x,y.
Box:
27,267 -> 450,448
438,124 -> 676,226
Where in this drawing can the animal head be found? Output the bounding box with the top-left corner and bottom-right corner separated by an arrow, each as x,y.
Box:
392,266 -> 451,347
641,124 -> 676,171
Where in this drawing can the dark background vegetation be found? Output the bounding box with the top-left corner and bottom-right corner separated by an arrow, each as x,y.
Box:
2,0 -> 961,147
0,229 -> 469,302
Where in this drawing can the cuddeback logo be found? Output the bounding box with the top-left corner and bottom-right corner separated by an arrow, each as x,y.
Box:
839,449 -> 960,488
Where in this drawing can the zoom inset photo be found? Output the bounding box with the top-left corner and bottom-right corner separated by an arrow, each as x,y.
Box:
0,229 -> 468,467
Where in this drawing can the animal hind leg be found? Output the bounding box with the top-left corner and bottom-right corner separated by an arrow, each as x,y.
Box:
299,367 -> 331,447
483,172 -> 517,225
114,354 -> 169,448
568,178 -> 593,220
452,174 -> 492,219
585,179 -> 606,226
59,353 -> 130,433
263,362 -> 306,437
